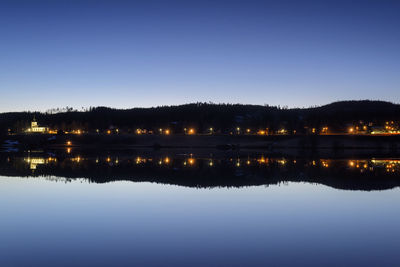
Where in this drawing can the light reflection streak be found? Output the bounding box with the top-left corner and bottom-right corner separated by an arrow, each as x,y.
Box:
16,155 -> 400,174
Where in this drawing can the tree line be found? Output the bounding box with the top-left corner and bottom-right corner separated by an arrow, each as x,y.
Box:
1,100 -> 399,135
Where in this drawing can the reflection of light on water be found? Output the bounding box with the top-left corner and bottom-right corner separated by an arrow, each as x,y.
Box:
24,157 -> 48,170
71,156 -> 81,163
17,155 -> 400,176
346,159 -> 400,173
320,160 -> 330,168
135,157 -> 147,164
277,159 -> 286,166
48,157 -> 57,163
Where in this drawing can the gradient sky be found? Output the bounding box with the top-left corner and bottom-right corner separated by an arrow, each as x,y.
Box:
0,0 -> 399,112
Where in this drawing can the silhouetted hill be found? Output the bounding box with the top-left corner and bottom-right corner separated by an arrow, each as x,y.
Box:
1,100 -> 399,135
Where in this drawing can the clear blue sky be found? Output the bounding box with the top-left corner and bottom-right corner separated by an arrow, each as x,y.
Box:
0,0 -> 399,112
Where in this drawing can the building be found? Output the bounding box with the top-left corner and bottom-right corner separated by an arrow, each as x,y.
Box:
25,118 -> 48,134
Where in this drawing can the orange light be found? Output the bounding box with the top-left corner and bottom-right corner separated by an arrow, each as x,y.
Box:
188,158 -> 195,165
164,129 -> 170,135
188,128 -> 195,135
66,141 -> 72,146
258,157 -> 266,164
135,157 -> 143,164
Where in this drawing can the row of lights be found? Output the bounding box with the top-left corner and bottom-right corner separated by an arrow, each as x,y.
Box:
23,155 -> 400,174
61,145 -> 400,171
50,125 -> 400,136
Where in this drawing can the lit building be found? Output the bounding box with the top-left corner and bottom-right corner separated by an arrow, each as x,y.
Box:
24,157 -> 50,170
25,118 -> 48,134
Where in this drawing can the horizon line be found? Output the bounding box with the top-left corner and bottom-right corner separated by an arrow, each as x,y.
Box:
0,99 -> 397,114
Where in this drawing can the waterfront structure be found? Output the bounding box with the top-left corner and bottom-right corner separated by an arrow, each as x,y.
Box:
25,118 -> 48,134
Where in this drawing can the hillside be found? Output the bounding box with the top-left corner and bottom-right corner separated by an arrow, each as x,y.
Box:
0,100 -> 399,135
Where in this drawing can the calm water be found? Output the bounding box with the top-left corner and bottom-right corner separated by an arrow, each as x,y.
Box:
1,151 -> 400,266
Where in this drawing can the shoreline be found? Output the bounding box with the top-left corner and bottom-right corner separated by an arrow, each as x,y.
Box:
2,134 -> 400,158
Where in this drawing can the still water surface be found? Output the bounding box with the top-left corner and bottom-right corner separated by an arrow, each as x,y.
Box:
1,152 -> 400,266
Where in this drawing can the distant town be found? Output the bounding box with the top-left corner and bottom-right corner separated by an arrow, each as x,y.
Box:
1,100 -> 400,153
2,100 -> 400,137
14,116 -> 400,136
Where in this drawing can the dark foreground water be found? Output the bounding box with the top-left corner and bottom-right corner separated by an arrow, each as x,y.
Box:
1,151 -> 400,266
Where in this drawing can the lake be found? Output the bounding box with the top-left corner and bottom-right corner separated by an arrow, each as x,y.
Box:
1,150 -> 400,266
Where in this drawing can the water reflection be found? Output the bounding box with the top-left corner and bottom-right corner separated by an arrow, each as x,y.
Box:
0,152 -> 398,191
2,152 -> 400,266
24,157 -> 49,170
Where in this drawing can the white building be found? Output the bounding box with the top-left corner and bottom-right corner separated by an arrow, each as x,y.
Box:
25,118 -> 48,133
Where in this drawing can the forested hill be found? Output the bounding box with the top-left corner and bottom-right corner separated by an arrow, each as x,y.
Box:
0,100 -> 399,135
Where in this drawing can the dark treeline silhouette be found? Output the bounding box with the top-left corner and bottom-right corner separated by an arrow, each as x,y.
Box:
2,154 -> 400,191
1,100 -> 400,134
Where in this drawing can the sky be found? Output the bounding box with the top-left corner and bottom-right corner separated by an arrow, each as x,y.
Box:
0,0 -> 399,112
